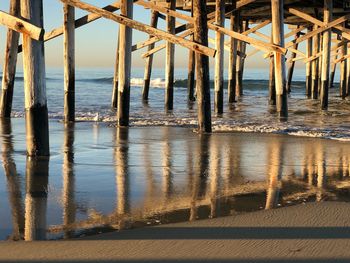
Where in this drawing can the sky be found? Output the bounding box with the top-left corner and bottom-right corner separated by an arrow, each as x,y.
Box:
0,0 -> 306,70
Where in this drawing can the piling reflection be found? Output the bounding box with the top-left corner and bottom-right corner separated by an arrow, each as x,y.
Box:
62,123 -> 76,238
3,125 -> 350,240
162,128 -> 173,202
114,127 -> 130,228
209,139 -> 220,218
0,120 -> 24,240
24,156 -> 49,241
265,140 -> 283,209
190,134 -> 210,221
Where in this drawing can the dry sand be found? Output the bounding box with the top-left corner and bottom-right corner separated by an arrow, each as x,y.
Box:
1,202 -> 350,262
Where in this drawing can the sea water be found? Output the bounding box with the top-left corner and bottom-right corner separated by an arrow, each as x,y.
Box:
8,67 -> 350,141
0,67 -> 349,241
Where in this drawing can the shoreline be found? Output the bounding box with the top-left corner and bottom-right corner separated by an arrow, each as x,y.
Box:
7,116 -> 350,143
1,202 -> 350,262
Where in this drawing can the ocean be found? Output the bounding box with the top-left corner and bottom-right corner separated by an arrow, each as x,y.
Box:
0,67 -> 350,241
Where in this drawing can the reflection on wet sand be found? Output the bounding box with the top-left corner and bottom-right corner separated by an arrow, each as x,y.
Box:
162,128 -> 173,203
190,134 -> 210,221
62,124 -> 76,238
3,126 -> 350,240
24,156 -> 49,241
0,120 -> 24,241
114,127 -> 130,228
265,140 -> 283,210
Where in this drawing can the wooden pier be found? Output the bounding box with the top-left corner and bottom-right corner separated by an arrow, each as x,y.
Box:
0,0 -> 349,155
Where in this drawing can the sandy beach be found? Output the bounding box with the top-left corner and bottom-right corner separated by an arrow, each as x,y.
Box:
0,201 -> 349,262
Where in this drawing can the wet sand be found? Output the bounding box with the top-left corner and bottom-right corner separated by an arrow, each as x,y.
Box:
2,120 -> 350,240
0,201 -> 350,262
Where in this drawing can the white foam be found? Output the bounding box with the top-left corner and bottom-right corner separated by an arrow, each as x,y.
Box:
130,78 -> 166,87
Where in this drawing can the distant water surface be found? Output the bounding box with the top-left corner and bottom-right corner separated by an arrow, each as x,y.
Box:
7,67 -> 350,141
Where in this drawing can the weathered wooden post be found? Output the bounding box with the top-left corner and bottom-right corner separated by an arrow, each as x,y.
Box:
111,30 -> 120,109
187,49 -> 195,102
346,42 -> 350,97
320,0 -> 332,110
142,11 -> 159,101
239,20 -> 249,87
305,27 -> 312,98
117,0 -> 133,126
22,0 -> 49,156
330,47 -> 338,89
214,0 -> 225,114
63,4 -> 75,122
236,17 -> 243,98
0,0 -> 20,118
286,30 -> 300,93
165,0 -> 176,111
194,0 -> 211,132
312,28 -> 320,99
269,54 -> 276,105
340,41 -> 347,98
271,0 -> 288,117
227,0 -> 238,103
187,4 -> 195,102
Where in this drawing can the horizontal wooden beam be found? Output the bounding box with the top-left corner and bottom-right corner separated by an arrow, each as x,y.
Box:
334,54 -> 350,64
141,29 -> 194,58
60,0 -> 216,57
136,0 -> 286,54
304,41 -> 346,63
132,23 -> 192,52
0,10 -> 44,41
288,8 -> 350,41
224,20 -> 270,46
18,1 -> 122,53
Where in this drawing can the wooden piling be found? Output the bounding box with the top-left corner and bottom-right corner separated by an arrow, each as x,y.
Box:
239,20 -> 249,88
0,0 -> 20,118
311,27 -> 320,100
187,3 -> 195,102
271,0 -> 288,117
269,54 -> 276,105
346,42 -> 350,97
142,11 -> 159,102
187,48 -> 195,102
165,0 -> 176,111
330,47 -> 338,89
320,0 -> 332,110
235,16 -> 243,98
193,0 -> 211,132
117,0 -> 133,126
306,27 -> 312,98
227,0 -> 238,103
111,30 -> 120,109
21,0 -> 49,156
340,41 -> 347,99
286,29 -> 300,93
214,0 -> 225,114
63,4 -> 75,122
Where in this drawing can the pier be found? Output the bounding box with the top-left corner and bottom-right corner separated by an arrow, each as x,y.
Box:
0,0 -> 348,155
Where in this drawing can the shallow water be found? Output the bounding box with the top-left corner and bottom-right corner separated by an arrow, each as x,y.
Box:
7,67 -> 350,141
1,119 -> 350,241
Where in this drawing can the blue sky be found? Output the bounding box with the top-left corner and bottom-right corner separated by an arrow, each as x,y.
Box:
0,1 -> 306,70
